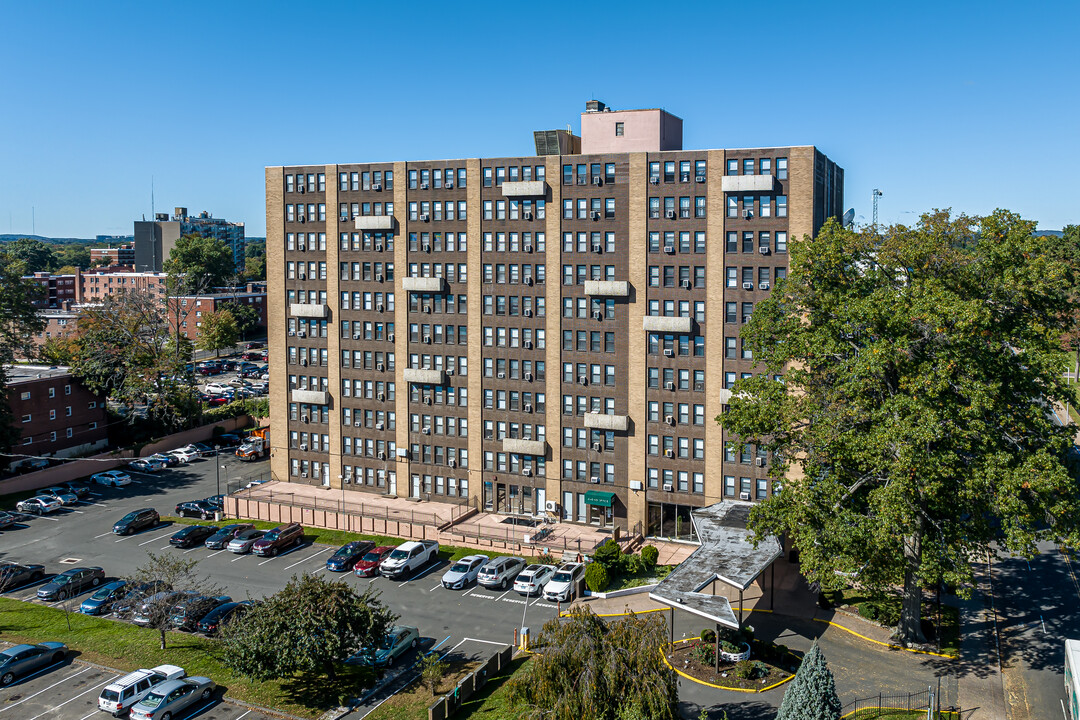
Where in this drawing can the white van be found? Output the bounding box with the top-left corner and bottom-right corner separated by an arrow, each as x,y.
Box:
98,664 -> 185,716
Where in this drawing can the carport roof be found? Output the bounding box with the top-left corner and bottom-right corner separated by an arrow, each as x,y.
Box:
649,501 -> 782,629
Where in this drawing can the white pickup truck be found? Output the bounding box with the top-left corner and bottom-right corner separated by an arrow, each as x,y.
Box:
379,540 -> 440,579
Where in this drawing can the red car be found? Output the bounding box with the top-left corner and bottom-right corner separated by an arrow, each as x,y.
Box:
206,396 -> 229,407
354,546 -> 396,577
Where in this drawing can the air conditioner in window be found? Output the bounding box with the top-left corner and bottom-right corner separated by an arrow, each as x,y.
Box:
340,215 -> 349,222
445,181 -> 454,189
663,245 -> 675,254
694,382 -> 705,392
523,244 -> 534,254
375,421 -> 384,430
742,282 -> 754,291
299,273 -> 307,280
376,244 -> 384,252
578,376 -> 588,385
351,419 -> 362,427
377,303 -> 385,312
424,397 -> 432,405
665,415 -> 675,425
388,333 -> 395,342
591,212 -> 601,221
665,381 -> 675,390
298,185 -> 306,194
696,175 -> 706,183
666,210 -> 678,219
743,315 -> 752,324
377,392 -> 385,401
663,482 -> 674,492
664,348 -> 674,356
740,491 -> 752,501
298,216 -> 306,224
524,340 -> 533,349
298,243 -> 307,251
300,358 -> 308,366
375,273 -> 384,281
589,176 -> 602,187
592,244 -> 603,254
649,177 -> 660,185
680,172 -> 690,182
521,468 -> 533,477
446,368 -> 455,376
422,243 -> 431,252
373,183 -> 382,191
423,335 -> 432,344
523,309 -> 533,317
298,330 -> 307,338
524,277 -> 534,286
759,282 -> 770,291
743,209 -> 754,219
374,362 -> 384,371
524,403 -> 533,413
420,183 -> 429,190
592,442 -> 603,452
524,211 -> 533,220
664,449 -> 674,458
524,372 -> 534,382
421,214 -> 430,222
682,280 -> 693,289
449,459 -> 457,468
759,246 -> 771,255
288,330 -> 296,336
422,427 -> 430,435
593,311 -> 604,321
378,451 -> 387,460
497,372 -> 506,379
423,304 -> 432,313
353,332 -> 362,340
301,472 -> 309,478
545,500 -> 559,512
300,415 -> 309,423
590,476 -> 600,484
755,457 -> 767,467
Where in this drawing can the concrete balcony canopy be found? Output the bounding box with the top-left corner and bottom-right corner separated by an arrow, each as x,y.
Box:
403,368 -> 446,385
720,175 -> 778,193
502,438 -> 547,456
642,315 -> 694,333
289,303 -> 329,319
583,413 -> 629,432
501,180 -> 547,198
583,280 -> 630,297
401,277 -> 447,294
354,215 -> 396,231
291,389 -> 328,405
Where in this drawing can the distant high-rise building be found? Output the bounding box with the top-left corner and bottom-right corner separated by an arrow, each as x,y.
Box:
133,207 -> 245,274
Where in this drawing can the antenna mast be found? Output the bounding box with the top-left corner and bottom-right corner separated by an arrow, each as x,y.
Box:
872,189 -> 883,226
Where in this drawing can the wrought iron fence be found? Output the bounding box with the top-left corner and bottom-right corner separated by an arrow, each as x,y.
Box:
841,683 -> 960,719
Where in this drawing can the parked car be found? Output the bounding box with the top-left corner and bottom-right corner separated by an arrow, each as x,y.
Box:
128,676 -> 216,720
203,523 -> 253,550
226,377 -> 251,388
16,496 -> 63,514
241,352 -> 262,362
129,458 -> 167,473
37,566 -> 105,601
251,522 -> 303,557
513,564 -> 556,596
345,626 -> 420,668
113,508 -> 160,535
40,489 -> 79,506
191,442 -> 215,456
98,664 -> 185,717
147,453 -> 180,468
169,525 -> 218,549
441,555 -> 490,590
226,528 -> 266,553
0,561 -> 46,591
167,448 -> 198,463
0,643 -> 67,686
132,591 -> 194,626
12,458 -> 50,473
195,600 -> 252,635
170,595 -> 232,630
477,556 -> 527,590
92,470 -> 132,487
204,382 -> 232,395
215,433 -> 241,447
175,500 -> 218,519
196,392 -> 213,403
57,481 -> 90,498
245,341 -> 264,350
0,511 -> 16,530
112,582 -> 172,617
326,541 -> 375,572
206,396 -> 229,407
203,494 -> 225,509
354,546 -> 395,578
542,563 -> 586,602
79,580 -> 129,615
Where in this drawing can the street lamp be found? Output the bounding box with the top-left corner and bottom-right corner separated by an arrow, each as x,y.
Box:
214,445 -> 222,499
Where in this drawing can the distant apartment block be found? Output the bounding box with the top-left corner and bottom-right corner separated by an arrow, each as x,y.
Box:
262,101 -> 844,538
5,366 -> 109,468
133,207 -> 246,274
169,290 -> 268,342
90,241 -> 135,267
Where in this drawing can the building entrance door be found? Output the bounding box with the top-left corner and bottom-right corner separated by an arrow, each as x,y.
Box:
411,475 -> 420,499
496,483 -> 506,512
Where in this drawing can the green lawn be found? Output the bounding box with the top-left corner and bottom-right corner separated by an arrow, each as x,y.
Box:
604,564 -> 674,592
0,597 -> 370,718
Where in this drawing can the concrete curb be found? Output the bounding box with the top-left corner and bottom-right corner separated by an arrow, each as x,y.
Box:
583,583 -> 658,599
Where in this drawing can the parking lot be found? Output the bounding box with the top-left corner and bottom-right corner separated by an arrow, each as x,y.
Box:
1,451 -> 558,715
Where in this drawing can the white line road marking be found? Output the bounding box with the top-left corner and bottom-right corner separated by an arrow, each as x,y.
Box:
496,589 -> 512,602
78,712 -> 98,720
159,546 -> 172,551
93,531 -> 113,539
472,593 -> 499,600
257,544 -> 310,566
530,596 -> 545,606
207,550 -> 226,558
502,598 -> 527,605
429,583 -> 442,592
464,637 -> 508,646
71,510 -> 85,514
231,553 -> 249,562
462,588 -> 476,598
139,530 -> 177,546
309,567 -> 326,575
283,547 -> 331,570
0,665 -> 91,714
25,673 -> 118,720
36,516 -> 60,522
183,547 -> 202,554
235,711 -> 252,720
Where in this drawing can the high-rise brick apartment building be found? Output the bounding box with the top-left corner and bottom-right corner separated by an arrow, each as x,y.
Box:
134,207 -> 246,273
266,101 -> 843,539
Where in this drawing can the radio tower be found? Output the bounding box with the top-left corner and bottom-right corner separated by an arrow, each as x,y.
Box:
872,188 -> 883,226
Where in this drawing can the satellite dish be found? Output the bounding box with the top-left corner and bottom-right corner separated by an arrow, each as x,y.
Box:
842,208 -> 855,227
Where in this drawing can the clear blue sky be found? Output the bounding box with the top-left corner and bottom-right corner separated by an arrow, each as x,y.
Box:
1,0 -> 1077,238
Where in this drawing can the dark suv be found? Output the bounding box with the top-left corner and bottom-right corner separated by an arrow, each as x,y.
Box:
251,523 -> 303,557
113,508 -> 160,535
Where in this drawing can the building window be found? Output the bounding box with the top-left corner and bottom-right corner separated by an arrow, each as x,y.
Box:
614,122 -> 624,136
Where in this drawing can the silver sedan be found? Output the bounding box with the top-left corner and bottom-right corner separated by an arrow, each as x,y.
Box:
129,676 -> 215,720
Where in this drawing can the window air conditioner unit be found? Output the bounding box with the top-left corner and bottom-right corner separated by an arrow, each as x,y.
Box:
445,181 -> 454,189
422,243 -> 431,252
298,216 -> 306,224
421,214 -> 430,222
593,311 -> 603,321
524,372 -> 533,382
298,243 -> 307,251
592,442 -> 602,452
376,362 -> 385,371
521,276 -> 533,287
666,210 -> 677,219
524,244 -> 533,253
665,415 -> 675,425
376,421 -> 384,430
743,210 -> 753,219
340,215 -> 349,222
378,451 -> 387,460
300,415 -> 309,423
578,376 -> 587,385
593,244 -> 603,254
592,176 -> 603,186
422,427 -> 430,435
524,340 -> 533,349
740,491 -> 752,501
664,245 -> 675,254
448,459 -> 457,468
388,333 -> 395,341
524,403 -> 532,413
523,468 -> 533,477
298,330 -> 307,338
756,457 -> 767,467
376,245 -> 384,252
665,381 -> 675,390
663,482 -> 673,492
743,316 -> 752,324
696,175 -> 706,183
355,420 -> 363,427
497,372 -> 506,379
424,397 -> 432,405
288,330 -> 296,336
649,177 -> 660,185
298,186 -> 306,194
354,332 -> 363,340
664,348 -> 674,357
377,303 -> 385,312
377,392 -> 385,401
743,282 -> 754,290
300,358 -> 307,366
373,183 -> 382,191
420,183 -> 429,190
545,500 -> 558,512
576,176 -> 586,185
423,304 -> 432,313
524,211 -> 533,220
664,449 -> 674,458
299,273 -> 307,280
680,172 -> 690,182
591,212 -> 601,221
590,476 -> 600,484
301,472 -> 308,478
423,335 -> 432,344
682,280 -> 693,289
524,309 -> 533,317
759,282 -> 770,291
446,368 -> 455,376
376,273 -> 384,281
759,246 -> 771,255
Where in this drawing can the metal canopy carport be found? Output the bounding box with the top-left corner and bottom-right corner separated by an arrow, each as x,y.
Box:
649,501 -> 783,630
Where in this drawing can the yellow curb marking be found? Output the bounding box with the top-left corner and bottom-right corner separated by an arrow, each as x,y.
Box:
811,618 -> 958,659
659,637 -> 795,693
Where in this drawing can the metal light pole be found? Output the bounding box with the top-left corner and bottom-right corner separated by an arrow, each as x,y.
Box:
215,445 -> 221,499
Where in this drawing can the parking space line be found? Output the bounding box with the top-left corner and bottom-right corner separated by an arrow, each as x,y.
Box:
208,550 -> 226,558
160,545 -> 172,551
0,665 -> 91,714
257,543 -> 310,566
309,567 -> 325,575
231,553 -> 249,562
25,672 -> 118,720
465,637 -> 507,646
496,589 -> 512,602
36,516 -> 61,522
139,530 -> 177,546
78,712 -> 98,720
235,711 -> 251,720
93,531 -> 113,539
530,596 -> 545,606
283,547 -> 331,570
429,583 -> 442,592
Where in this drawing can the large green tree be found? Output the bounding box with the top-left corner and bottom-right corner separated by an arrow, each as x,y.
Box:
0,252 -> 46,453
222,573 -> 396,681
229,302 -> 261,340
164,234 -> 235,295
244,240 -> 266,281
196,308 -> 239,357
53,243 -> 92,269
720,210 -> 1080,644
507,606 -> 677,720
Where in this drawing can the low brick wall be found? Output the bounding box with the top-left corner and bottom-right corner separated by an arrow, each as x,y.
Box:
0,416 -> 251,496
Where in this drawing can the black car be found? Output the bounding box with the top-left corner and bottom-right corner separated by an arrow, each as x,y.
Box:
175,501 -> 218,519
0,561 -> 46,591
169,525 -> 218,548
113,508 -> 159,535
195,600 -> 252,634
191,442 -> 215,457
204,495 -> 225,509
326,541 -> 375,572
58,481 -> 91,498
216,433 -> 241,447
170,595 -> 232,630
203,523 -> 253,550
37,567 -> 104,601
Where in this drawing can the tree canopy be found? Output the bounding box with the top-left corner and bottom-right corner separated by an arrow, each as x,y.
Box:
196,309 -> 239,357
164,234 -> 235,294
720,209 -> 1080,643
244,240 -> 266,281
0,251 -> 46,454
2,238 -> 56,273
126,552 -> 222,650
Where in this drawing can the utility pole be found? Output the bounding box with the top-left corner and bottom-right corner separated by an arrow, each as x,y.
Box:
872,189 -> 883,226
